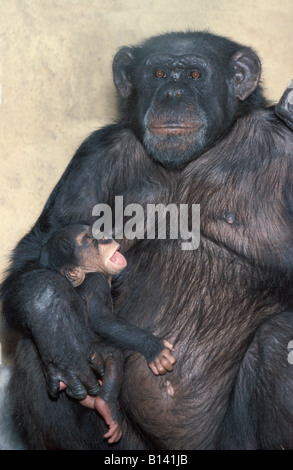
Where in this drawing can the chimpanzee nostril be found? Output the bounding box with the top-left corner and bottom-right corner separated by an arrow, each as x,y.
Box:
166,89 -> 183,98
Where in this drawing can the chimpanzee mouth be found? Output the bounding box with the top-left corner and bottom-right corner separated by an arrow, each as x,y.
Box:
149,123 -> 203,136
109,248 -> 127,267
143,116 -> 207,169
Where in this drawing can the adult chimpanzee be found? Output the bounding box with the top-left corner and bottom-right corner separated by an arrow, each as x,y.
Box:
38,224 -> 175,443
2,31 -> 293,450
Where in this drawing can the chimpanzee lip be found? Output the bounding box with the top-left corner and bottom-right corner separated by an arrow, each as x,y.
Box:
149,123 -> 202,135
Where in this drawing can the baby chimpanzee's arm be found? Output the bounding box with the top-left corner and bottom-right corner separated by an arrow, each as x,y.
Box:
78,273 -> 175,375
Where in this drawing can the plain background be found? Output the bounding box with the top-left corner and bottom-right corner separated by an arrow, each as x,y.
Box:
0,0 -> 293,282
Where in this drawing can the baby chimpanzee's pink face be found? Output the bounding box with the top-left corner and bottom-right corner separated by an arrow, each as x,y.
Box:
75,226 -> 127,278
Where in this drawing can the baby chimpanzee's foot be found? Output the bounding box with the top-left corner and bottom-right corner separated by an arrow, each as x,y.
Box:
92,395 -> 122,444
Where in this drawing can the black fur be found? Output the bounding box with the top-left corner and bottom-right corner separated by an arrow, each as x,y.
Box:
1,31 -> 293,449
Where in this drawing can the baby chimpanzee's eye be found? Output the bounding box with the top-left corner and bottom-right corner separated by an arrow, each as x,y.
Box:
90,230 -> 113,245
99,234 -> 113,245
80,234 -> 94,247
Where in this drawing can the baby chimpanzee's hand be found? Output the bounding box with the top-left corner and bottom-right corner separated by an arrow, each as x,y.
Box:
148,340 -> 176,375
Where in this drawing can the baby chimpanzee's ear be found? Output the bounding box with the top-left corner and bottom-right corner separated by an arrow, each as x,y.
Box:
63,267 -> 85,287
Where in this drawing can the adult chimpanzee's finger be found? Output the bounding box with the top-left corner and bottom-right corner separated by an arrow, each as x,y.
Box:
64,377 -> 88,400
47,373 -> 63,400
85,378 -> 102,396
65,366 -> 102,399
88,350 -> 105,377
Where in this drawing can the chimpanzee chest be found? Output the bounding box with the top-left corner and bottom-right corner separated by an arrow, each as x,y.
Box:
181,148 -> 293,271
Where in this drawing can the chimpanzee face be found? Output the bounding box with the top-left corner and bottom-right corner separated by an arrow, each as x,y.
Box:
113,33 -> 261,169
139,51 -> 211,167
75,226 -> 127,277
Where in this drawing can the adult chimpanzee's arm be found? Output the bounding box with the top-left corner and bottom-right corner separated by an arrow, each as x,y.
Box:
0,125 -> 140,398
22,271 -> 106,400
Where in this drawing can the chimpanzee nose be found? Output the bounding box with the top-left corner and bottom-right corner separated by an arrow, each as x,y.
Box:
166,89 -> 183,98
167,90 -> 183,98
156,84 -> 188,103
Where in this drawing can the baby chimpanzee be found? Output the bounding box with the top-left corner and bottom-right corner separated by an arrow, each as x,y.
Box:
40,224 -> 175,443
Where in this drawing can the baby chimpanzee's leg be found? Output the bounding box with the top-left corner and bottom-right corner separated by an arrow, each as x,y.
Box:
80,344 -> 124,444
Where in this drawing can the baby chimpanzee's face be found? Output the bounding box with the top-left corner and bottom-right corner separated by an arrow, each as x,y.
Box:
75,226 -> 127,277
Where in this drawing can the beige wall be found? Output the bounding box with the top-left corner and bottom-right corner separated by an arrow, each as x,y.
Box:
0,0 -> 293,281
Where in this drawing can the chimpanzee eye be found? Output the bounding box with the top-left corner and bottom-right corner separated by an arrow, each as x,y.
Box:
153,70 -> 166,78
189,71 -> 201,79
99,234 -> 113,244
81,234 -> 93,247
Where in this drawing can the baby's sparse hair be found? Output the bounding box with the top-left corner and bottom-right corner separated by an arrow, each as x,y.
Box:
39,226 -> 84,272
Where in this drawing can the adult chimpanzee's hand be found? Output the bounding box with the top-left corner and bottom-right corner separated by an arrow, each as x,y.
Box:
45,353 -> 103,401
33,310 -> 104,400
43,336 -> 104,401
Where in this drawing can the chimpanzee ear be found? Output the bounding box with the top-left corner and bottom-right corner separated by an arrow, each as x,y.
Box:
63,267 -> 85,287
232,49 -> 261,101
113,46 -> 135,99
